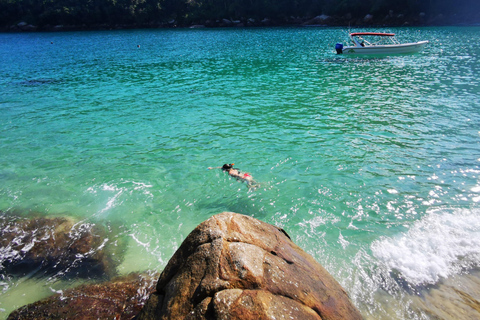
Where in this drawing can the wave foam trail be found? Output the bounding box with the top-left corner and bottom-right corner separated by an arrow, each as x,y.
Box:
371,208 -> 480,285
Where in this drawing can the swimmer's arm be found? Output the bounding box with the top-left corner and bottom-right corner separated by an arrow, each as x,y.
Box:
208,166 -> 222,170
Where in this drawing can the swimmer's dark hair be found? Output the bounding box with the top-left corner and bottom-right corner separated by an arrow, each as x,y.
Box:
222,163 -> 234,171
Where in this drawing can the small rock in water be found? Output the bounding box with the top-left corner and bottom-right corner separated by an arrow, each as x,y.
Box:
0,212 -> 122,279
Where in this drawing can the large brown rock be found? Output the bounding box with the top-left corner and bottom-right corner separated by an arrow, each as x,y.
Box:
137,212 -> 363,320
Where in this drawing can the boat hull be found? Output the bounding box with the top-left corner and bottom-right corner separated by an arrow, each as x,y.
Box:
342,41 -> 429,55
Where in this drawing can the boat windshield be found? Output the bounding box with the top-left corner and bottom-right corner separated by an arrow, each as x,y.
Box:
350,33 -> 399,46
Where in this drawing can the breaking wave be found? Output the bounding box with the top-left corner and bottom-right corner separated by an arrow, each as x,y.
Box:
371,208 -> 480,285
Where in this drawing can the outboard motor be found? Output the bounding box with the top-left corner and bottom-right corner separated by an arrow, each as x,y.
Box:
335,43 -> 343,54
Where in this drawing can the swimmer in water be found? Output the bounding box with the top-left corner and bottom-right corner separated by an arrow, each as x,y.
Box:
208,163 -> 258,188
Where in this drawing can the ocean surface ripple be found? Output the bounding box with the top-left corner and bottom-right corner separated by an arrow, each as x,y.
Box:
1,26 -> 480,319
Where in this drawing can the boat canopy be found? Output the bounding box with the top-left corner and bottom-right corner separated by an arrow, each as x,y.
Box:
350,32 -> 395,37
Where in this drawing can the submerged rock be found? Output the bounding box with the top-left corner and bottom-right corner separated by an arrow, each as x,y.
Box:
0,212 -> 121,279
137,212 -> 362,319
411,269 -> 480,319
7,272 -> 158,320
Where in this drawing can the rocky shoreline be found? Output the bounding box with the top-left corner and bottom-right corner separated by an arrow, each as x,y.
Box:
3,211 -> 480,319
4,12 -> 480,32
3,212 -> 362,319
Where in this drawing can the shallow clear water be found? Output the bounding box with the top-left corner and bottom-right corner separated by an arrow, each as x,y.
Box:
1,26 -> 480,318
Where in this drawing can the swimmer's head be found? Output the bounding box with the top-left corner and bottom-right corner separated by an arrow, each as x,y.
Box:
222,163 -> 234,171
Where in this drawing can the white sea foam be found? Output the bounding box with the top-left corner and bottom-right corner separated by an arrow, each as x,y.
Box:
371,208 -> 480,285
471,185 -> 480,193
86,180 -> 153,214
130,233 -> 150,249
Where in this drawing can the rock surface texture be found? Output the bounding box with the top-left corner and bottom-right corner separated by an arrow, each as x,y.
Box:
137,211 -> 363,320
7,273 -> 157,320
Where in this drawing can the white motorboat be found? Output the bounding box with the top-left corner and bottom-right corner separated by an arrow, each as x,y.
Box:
335,32 -> 428,55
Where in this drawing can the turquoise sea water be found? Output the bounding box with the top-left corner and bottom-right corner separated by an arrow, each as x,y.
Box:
1,26 -> 480,318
